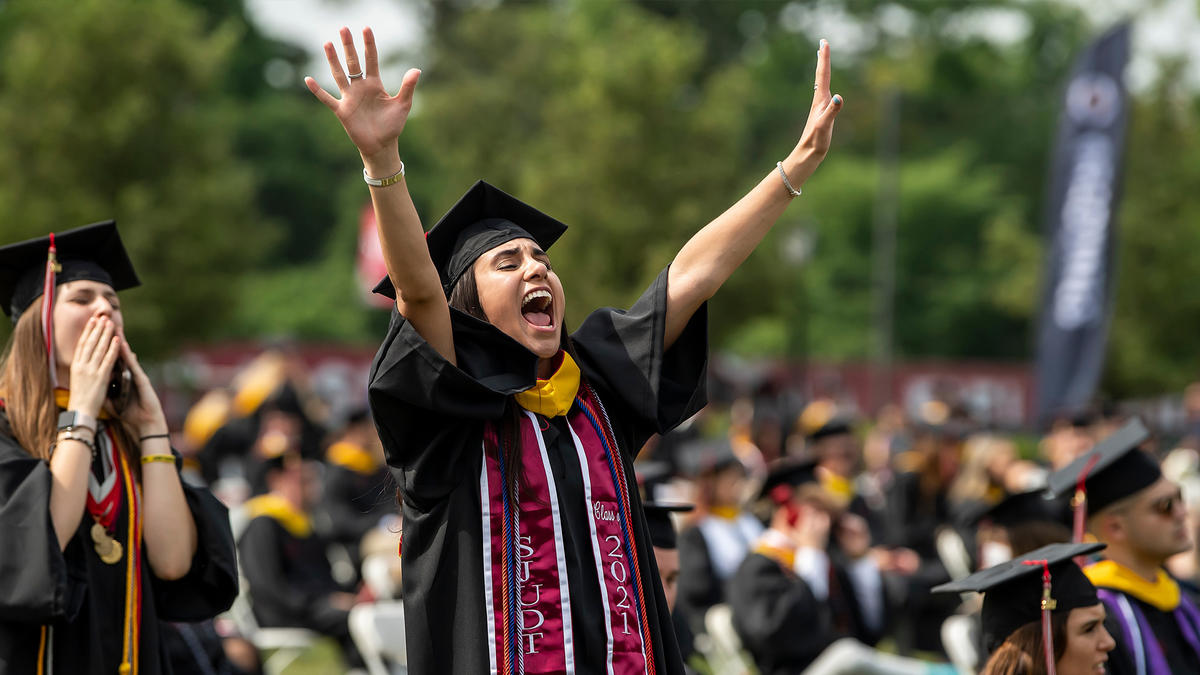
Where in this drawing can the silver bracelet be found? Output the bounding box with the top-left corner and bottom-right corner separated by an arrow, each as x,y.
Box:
363,161 -> 406,188
55,431 -> 97,457
776,161 -> 802,198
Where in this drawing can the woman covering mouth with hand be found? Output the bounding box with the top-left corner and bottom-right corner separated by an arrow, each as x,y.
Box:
307,25 -> 842,674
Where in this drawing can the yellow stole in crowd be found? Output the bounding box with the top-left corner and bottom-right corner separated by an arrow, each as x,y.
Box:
514,351 -> 581,418
326,441 -> 381,475
753,529 -> 798,571
1085,559 -> 1181,611
243,494 -> 313,538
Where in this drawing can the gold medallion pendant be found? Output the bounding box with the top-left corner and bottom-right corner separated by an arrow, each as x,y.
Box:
90,521 -> 124,565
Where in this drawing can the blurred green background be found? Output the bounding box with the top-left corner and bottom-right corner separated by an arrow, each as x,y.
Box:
1,0 -> 1197,400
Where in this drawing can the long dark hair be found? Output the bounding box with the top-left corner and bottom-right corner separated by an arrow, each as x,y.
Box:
448,265 -> 574,507
450,266 -> 527,506
981,612 -> 1069,675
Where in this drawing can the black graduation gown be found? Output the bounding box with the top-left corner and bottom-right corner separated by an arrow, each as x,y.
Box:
675,525 -> 723,636
368,267 -> 708,674
0,411 -> 239,674
1100,591 -> 1200,675
321,450 -> 395,566
237,513 -> 351,638
884,470 -> 957,653
727,551 -> 882,675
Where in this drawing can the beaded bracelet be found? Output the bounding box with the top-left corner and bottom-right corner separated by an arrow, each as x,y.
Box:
55,432 -> 97,457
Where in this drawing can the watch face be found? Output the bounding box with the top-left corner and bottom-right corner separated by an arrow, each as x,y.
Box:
57,410 -> 78,430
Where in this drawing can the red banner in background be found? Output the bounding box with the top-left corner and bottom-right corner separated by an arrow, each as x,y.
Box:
357,202 -> 393,309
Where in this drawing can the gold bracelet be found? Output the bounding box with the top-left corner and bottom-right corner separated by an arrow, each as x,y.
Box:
141,454 -> 176,464
362,161 -> 406,187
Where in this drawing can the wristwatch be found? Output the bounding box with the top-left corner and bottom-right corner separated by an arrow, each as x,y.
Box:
57,409 -> 97,434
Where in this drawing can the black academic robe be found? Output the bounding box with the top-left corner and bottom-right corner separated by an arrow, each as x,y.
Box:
675,515 -> 762,637
0,410 -> 239,674
368,267 -> 708,674
884,470 -> 957,653
321,449 -> 394,566
160,620 -> 256,675
728,550 -> 882,675
237,513 -> 351,638
1099,589 -> 1200,675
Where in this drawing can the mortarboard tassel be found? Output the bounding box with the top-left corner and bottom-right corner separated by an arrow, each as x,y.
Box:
1023,559 -> 1057,675
1071,454 -> 1101,554
41,233 -> 62,389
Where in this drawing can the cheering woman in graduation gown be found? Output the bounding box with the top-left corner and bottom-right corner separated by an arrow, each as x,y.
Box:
0,222 -> 239,674
306,26 -> 843,674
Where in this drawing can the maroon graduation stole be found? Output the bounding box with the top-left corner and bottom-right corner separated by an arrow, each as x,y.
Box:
481,383 -> 654,674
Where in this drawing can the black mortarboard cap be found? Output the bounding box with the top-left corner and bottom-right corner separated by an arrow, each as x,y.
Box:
964,490 -> 1072,530
807,416 -> 853,442
758,458 -> 819,501
677,438 -> 743,478
933,542 -> 1104,653
372,181 -> 569,299
644,502 -> 693,550
0,221 -> 139,321
1046,418 -> 1159,514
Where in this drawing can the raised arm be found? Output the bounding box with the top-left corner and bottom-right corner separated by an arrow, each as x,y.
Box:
306,27 -> 455,363
664,40 -> 842,349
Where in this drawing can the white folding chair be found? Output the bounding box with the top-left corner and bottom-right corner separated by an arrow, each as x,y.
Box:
700,604 -> 756,675
348,601 -> 408,675
941,614 -> 980,674
224,505 -> 321,675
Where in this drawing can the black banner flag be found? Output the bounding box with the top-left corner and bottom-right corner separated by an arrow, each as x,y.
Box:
1035,23 -> 1131,426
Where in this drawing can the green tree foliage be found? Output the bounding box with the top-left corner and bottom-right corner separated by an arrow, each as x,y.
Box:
1105,61 -> 1200,395
414,1 -> 753,333
0,0 -> 271,355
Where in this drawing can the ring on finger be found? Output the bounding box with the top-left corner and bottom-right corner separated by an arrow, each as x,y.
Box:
348,70 -> 365,81
814,84 -> 819,90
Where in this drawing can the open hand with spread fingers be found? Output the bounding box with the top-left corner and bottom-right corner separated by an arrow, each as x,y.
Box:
784,39 -> 844,186
305,26 -> 420,168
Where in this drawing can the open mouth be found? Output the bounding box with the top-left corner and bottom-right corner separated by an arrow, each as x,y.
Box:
521,289 -> 554,329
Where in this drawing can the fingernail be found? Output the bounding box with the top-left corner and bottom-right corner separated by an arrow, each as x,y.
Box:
820,39 -> 827,49
833,94 -> 842,105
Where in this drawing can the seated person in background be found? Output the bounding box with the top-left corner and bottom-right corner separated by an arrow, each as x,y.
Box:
1047,418 -> 1200,675
645,501 -> 697,670
967,488 -> 1072,567
161,619 -> 262,675
321,405 -> 394,571
730,459 -> 899,674
676,439 -> 763,637
237,448 -> 361,666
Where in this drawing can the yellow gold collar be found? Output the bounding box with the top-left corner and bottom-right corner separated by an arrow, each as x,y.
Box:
1085,559 -> 1180,611
514,351 -> 580,418
244,494 -> 313,538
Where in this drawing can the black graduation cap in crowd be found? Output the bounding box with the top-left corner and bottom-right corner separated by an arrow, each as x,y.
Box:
677,438 -> 743,478
0,220 -> 139,322
807,416 -> 853,442
963,490 -> 1072,530
758,458 -> 819,502
1046,418 -> 1158,515
933,542 -> 1105,653
372,180 -> 569,299
643,502 -> 694,550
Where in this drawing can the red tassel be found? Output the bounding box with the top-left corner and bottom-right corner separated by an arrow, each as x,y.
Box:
42,233 -> 60,389
1072,454 -> 1101,557
1023,559 -> 1057,675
